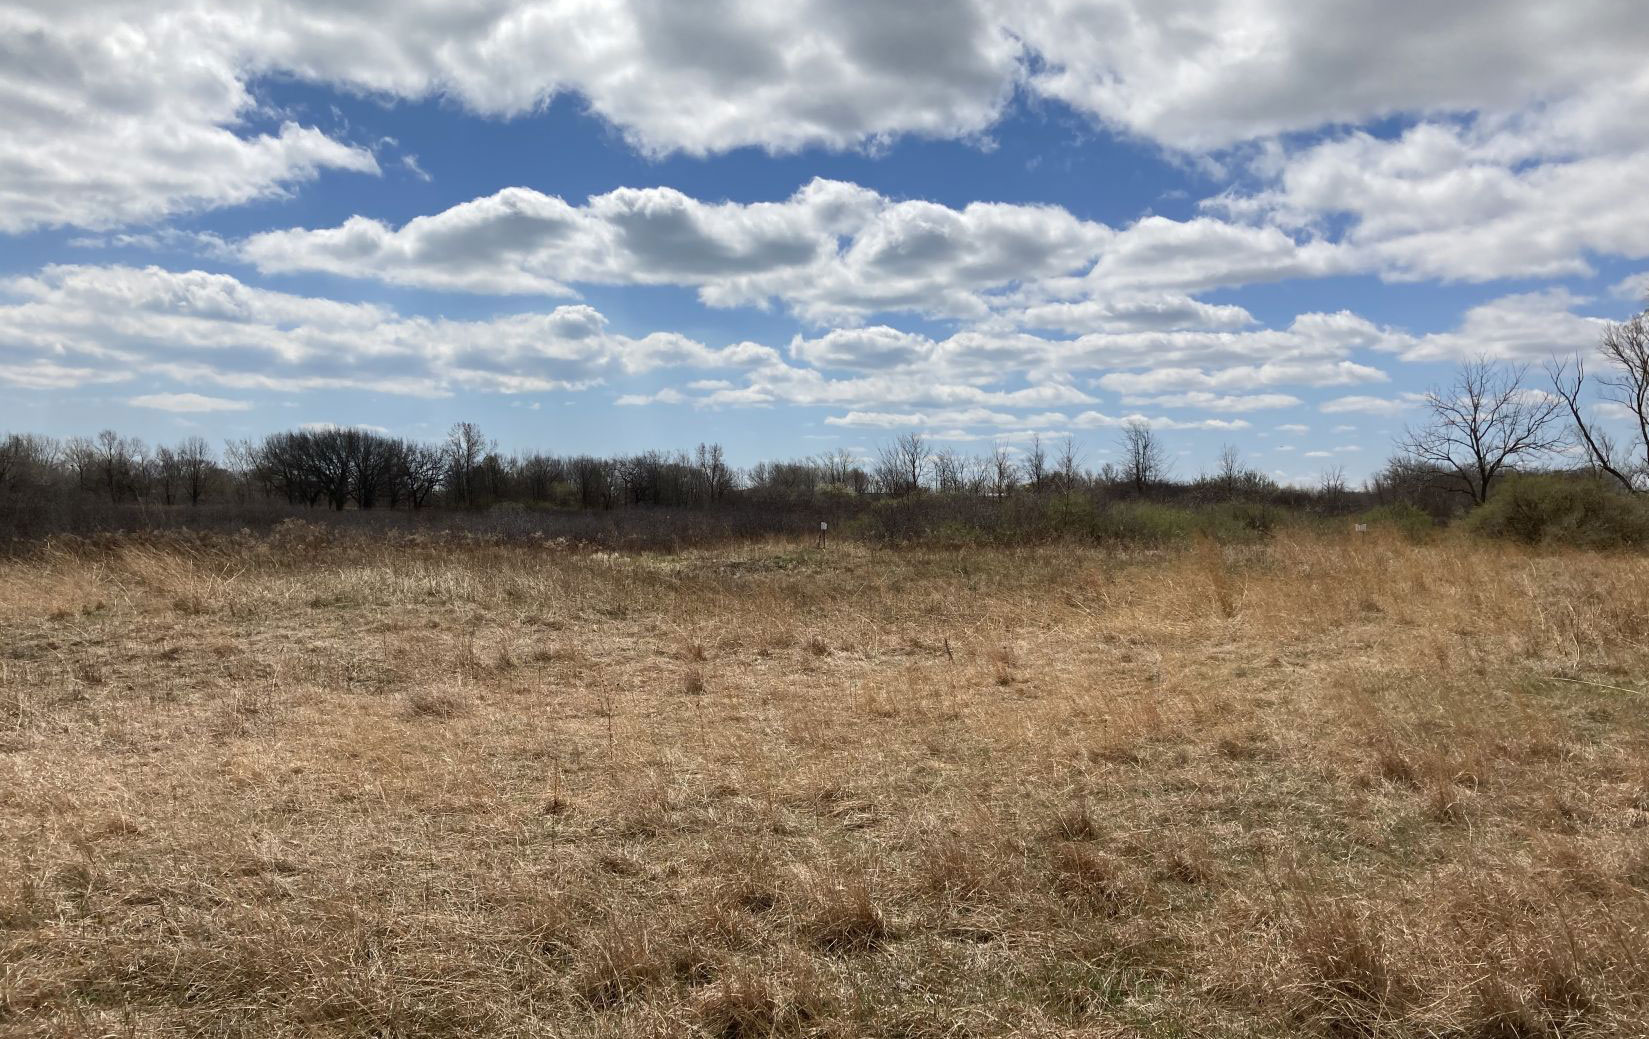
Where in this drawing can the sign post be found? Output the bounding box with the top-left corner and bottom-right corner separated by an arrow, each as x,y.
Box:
817,520 -> 828,548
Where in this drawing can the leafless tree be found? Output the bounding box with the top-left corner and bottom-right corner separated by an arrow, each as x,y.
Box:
176,436 -> 214,506
222,439 -> 258,503
1318,464 -> 1347,501
874,432 -> 927,495
989,442 -> 1018,497
152,445 -> 180,505
399,441 -> 448,508
93,429 -> 134,503
1548,303 -> 1649,492
1118,420 -> 1169,495
695,443 -> 734,501
930,447 -> 966,493
349,431 -> 398,509
961,452 -> 991,495
1214,444 -> 1243,499
0,434 -> 57,497
1021,433 -> 1048,492
1054,436 -> 1082,491
445,422 -> 489,507
812,448 -> 868,493
1400,357 -> 1565,505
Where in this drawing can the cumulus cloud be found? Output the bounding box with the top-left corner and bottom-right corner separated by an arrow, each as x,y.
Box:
1000,294 -> 1256,334
3,263 -> 1403,438
0,265 -> 778,397
243,179 -> 1111,323
1402,289 -> 1613,362
0,5 -> 378,232
128,393 -> 253,413
1207,79 -> 1649,285
1319,395 -> 1414,416
0,1 -> 1018,232
7,0 -> 1649,314
1096,359 -> 1388,395
1612,272 -> 1649,302
1013,1 -> 1649,150
1116,392 -> 1302,413
823,407 -> 1248,432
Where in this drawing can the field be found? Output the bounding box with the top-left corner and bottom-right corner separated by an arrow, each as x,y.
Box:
3,524 -> 1648,1037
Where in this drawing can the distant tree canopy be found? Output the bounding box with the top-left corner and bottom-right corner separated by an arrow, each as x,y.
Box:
9,304 -> 1649,540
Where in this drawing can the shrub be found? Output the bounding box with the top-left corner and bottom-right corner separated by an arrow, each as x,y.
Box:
1359,503 -> 1434,541
1464,474 -> 1649,548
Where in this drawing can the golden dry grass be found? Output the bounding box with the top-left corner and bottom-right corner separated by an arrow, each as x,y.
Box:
2,524 -> 1648,1037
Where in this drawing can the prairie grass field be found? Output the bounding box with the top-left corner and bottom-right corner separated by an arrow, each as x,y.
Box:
2,524 -> 1648,1037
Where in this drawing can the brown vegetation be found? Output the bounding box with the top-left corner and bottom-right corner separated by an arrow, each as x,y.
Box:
2,525 -> 1648,1036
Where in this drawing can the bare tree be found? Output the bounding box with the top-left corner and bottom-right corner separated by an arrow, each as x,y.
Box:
1318,464 -> 1347,501
1118,420 -> 1169,495
222,439 -> 258,503
445,422 -> 488,507
874,432 -> 927,495
989,442 -> 1018,497
152,445 -> 180,505
930,447 -> 965,493
695,443 -> 734,502
0,434 -> 57,497
1054,436 -> 1082,491
1549,303 -> 1649,492
1214,444 -> 1243,499
176,436 -> 214,506
1021,433 -> 1048,492
813,448 -> 867,493
1400,357 -> 1565,505
93,429 -> 132,503
400,441 -> 447,508
349,431 -> 398,509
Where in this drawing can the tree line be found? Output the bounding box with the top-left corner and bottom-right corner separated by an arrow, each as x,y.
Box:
4,299 -> 1645,525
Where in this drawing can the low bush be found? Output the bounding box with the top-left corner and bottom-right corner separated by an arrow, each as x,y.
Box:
1359,502 -> 1434,541
1464,474 -> 1649,548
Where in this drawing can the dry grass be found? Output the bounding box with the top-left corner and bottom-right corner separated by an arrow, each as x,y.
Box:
2,525 -> 1649,1036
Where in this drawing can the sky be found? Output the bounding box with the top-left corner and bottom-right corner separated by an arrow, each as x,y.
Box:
3,0 -> 1648,485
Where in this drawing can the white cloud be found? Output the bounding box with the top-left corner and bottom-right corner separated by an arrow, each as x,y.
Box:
3,262 -> 1397,443
7,0 -> 1649,317
0,360 -> 134,390
1117,391 -> 1301,412
615,389 -> 686,406
0,2 -> 1019,232
128,392 -> 252,413
1002,294 -> 1255,334
1403,289 -> 1613,362
789,326 -> 936,370
0,264 -> 778,397
1014,1 -> 1649,151
0,5 -> 378,232
1207,80 -> 1649,285
824,407 -> 1247,432
243,179 -> 1111,323
300,422 -> 390,435
1079,217 -> 1352,294
1320,395 -> 1413,416
401,155 -> 432,183
1612,272 -> 1649,302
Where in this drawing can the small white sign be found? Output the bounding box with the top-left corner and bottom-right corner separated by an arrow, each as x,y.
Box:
820,521 -> 828,531
1353,523 -> 1369,533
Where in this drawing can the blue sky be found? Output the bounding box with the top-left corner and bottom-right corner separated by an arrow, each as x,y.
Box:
3,1 -> 1647,484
